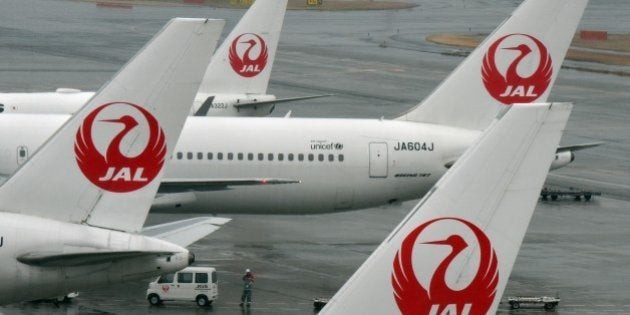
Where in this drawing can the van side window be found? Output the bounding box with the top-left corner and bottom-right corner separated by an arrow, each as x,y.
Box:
195,273 -> 208,283
177,272 -> 193,283
157,273 -> 174,283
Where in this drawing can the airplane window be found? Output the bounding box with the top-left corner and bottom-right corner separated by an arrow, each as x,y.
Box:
0,104 -> 3,113
217,153 -> 223,160
207,152 -> 213,160
248,153 -> 254,161
308,154 -> 314,162
238,153 -> 244,160
288,153 -> 294,161
177,152 -> 183,160
298,154 -> 304,161
177,272 -> 193,283
268,153 -> 274,161
329,154 -> 334,162
228,153 -> 234,160
258,153 -> 264,161
278,153 -> 284,161
187,152 -> 193,160
318,154 -> 324,162
195,273 -> 208,283
339,154 -> 344,162
197,152 -> 203,160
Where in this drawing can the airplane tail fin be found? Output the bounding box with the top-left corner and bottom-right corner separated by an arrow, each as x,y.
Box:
0,18 -> 224,233
396,0 -> 587,131
198,0 -> 288,95
321,102 -> 572,314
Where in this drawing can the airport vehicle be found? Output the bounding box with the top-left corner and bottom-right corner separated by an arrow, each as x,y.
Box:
0,0 -> 328,117
319,102 -> 573,314
541,186 -> 601,201
508,296 -> 561,310
0,18 -> 228,304
0,0 -> 587,214
147,266 -> 218,307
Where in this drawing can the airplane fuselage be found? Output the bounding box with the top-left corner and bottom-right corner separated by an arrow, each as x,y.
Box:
0,115 -> 479,214
0,91 -> 275,117
0,212 -> 189,304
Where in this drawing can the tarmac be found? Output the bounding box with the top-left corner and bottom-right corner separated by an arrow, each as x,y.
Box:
0,0 -> 629,314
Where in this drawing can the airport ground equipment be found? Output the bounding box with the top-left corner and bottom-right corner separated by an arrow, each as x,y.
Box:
508,296 -> 560,310
313,297 -> 329,310
541,187 -> 602,201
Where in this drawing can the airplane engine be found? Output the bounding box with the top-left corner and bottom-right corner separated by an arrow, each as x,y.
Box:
550,150 -> 575,170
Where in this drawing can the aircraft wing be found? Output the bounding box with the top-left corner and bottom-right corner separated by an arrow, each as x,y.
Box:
142,217 -> 231,247
557,141 -> 604,152
232,94 -> 334,108
158,178 -> 300,193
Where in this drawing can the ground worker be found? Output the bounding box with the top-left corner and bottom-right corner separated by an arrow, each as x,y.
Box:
240,268 -> 255,307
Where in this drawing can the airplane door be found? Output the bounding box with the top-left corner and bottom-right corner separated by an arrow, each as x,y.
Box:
16,146 -> 28,165
369,142 -> 388,178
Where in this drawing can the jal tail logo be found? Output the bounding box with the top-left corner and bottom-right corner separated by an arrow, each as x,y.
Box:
482,34 -> 552,105
229,33 -> 268,77
74,102 -> 166,193
391,217 -> 499,315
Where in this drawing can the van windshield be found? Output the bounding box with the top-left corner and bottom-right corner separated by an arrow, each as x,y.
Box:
157,273 -> 174,284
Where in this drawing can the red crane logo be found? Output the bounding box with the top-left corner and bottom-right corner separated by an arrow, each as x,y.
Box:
482,33 -> 552,105
74,102 -> 166,193
391,217 -> 499,315
229,33 -> 268,77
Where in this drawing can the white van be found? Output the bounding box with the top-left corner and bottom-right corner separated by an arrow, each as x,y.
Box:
146,266 -> 218,307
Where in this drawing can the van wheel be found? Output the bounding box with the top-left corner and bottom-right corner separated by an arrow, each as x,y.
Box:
196,295 -> 209,307
148,294 -> 161,306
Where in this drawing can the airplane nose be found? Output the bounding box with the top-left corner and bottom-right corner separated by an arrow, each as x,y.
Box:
188,252 -> 196,265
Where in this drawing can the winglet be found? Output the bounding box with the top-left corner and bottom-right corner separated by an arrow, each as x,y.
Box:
321,102 -> 572,314
396,0 -> 587,131
0,18 -> 225,233
198,0 -> 287,95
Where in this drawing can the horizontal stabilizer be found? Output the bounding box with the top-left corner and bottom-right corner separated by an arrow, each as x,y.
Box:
18,250 -> 173,267
233,94 -> 334,108
158,178 -> 300,193
557,141 -> 604,153
142,217 -> 231,247
194,96 -> 215,116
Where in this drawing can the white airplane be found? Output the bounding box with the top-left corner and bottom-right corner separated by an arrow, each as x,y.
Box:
0,0 -> 330,117
320,102 -> 573,314
0,18 -> 229,304
0,0 -> 588,214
